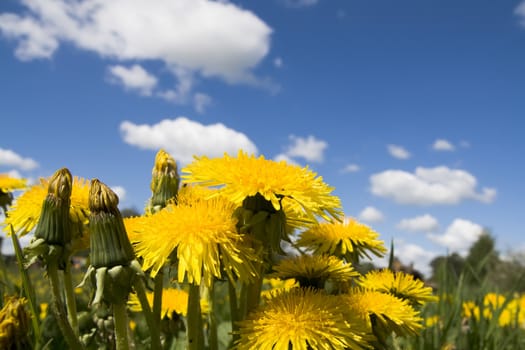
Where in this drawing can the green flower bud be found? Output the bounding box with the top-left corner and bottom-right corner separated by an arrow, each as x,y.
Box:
147,149 -> 180,213
89,179 -> 135,268
33,168 -> 72,246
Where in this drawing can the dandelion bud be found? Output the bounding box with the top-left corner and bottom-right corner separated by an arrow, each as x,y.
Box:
89,179 -> 135,268
33,168 -> 72,246
148,149 -> 180,213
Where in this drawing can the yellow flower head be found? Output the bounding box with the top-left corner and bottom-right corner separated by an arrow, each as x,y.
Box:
128,288 -> 209,318
0,296 -> 30,349
358,269 -> 437,306
260,278 -> 299,299
270,254 -> 359,289
0,174 -> 26,193
126,187 -> 259,286
343,289 -> 423,338
0,174 -> 26,213
182,151 -> 343,222
297,218 -> 387,262
235,287 -> 373,350
4,176 -> 90,240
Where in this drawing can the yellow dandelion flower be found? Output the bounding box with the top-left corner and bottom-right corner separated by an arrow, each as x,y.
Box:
297,218 -> 387,262
462,301 -> 480,320
128,288 -> 209,318
4,176 -> 90,238
425,315 -> 440,327
126,188 -> 258,286
0,174 -> 26,192
343,289 -> 423,338
182,151 -> 342,222
357,269 -> 437,306
270,254 -> 359,289
235,287 -> 374,350
0,296 -> 30,349
260,278 -> 299,299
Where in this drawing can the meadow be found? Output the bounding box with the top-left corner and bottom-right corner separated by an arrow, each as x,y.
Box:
1,150 -> 524,350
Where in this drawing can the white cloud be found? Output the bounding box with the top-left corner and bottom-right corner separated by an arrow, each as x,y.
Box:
387,144 -> 411,159
516,1 -> 525,26
0,0 -> 273,106
397,214 -> 439,233
432,139 -> 455,151
284,135 -> 327,163
108,64 -> 157,96
0,148 -> 38,170
120,117 -> 258,164
193,93 -> 212,114
341,164 -> 360,173
358,206 -> 384,223
111,186 -> 127,202
428,218 -> 484,255
370,166 -> 496,205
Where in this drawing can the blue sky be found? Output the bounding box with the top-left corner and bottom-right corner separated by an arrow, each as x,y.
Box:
1,0 -> 525,275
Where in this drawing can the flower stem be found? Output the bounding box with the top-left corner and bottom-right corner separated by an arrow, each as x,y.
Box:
9,227 -> 41,342
133,277 -> 162,350
64,261 -> 79,336
228,279 -> 240,343
113,301 -> 130,350
48,260 -> 85,349
208,282 -> 218,350
153,269 -> 164,323
187,284 -> 204,350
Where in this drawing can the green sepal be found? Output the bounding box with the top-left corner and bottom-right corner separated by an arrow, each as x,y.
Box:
89,211 -> 135,268
33,194 -> 71,246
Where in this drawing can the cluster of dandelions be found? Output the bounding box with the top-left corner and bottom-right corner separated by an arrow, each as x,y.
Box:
1,149 -> 436,350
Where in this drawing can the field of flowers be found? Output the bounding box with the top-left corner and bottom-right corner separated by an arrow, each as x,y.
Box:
1,149 -> 524,349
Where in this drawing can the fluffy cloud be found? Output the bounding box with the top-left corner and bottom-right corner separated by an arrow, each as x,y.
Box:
0,0 -> 273,107
193,93 -> 212,114
432,139 -> 455,151
428,218 -> 484,254
358,206 -> 384,223
397,214 -> 439,233
284,135 -> 328,163
341,164 -> 360,173
120,117 -> 258,164
387,144 -> 411,159
370,166 -> 496,205
0,148 -> 38,170
108,64 -> 158,96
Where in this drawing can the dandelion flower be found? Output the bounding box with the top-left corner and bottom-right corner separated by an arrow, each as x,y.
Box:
128,288 -> 209,318
4,176 -> 90,238
260,278 -> 299,299
235,287 -> 373,350
342,289 -> 423,338
182,151 -> 342,222
270,254 -> 359,289
126,187 -> 258,286
0,296 -> 30,349
0,174 -> 26,214
357,269 -> 436,306
297,218 -> 387,262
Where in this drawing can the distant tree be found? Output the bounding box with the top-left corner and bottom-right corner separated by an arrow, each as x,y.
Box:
429,252 -> 465,284
120,207 -> 141,218
463,231 -> 499,285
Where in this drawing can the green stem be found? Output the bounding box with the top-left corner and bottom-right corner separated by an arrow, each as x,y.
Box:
209,282 -> 218,350
133,277 -> 162,350
228,279 -> 240,343
187,284 -> 204,350
152,269 -> 164,323
63,261 -> 79,336
9,227 -> 41,342
113,301 -> 130,350
48,260 -> 85,349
